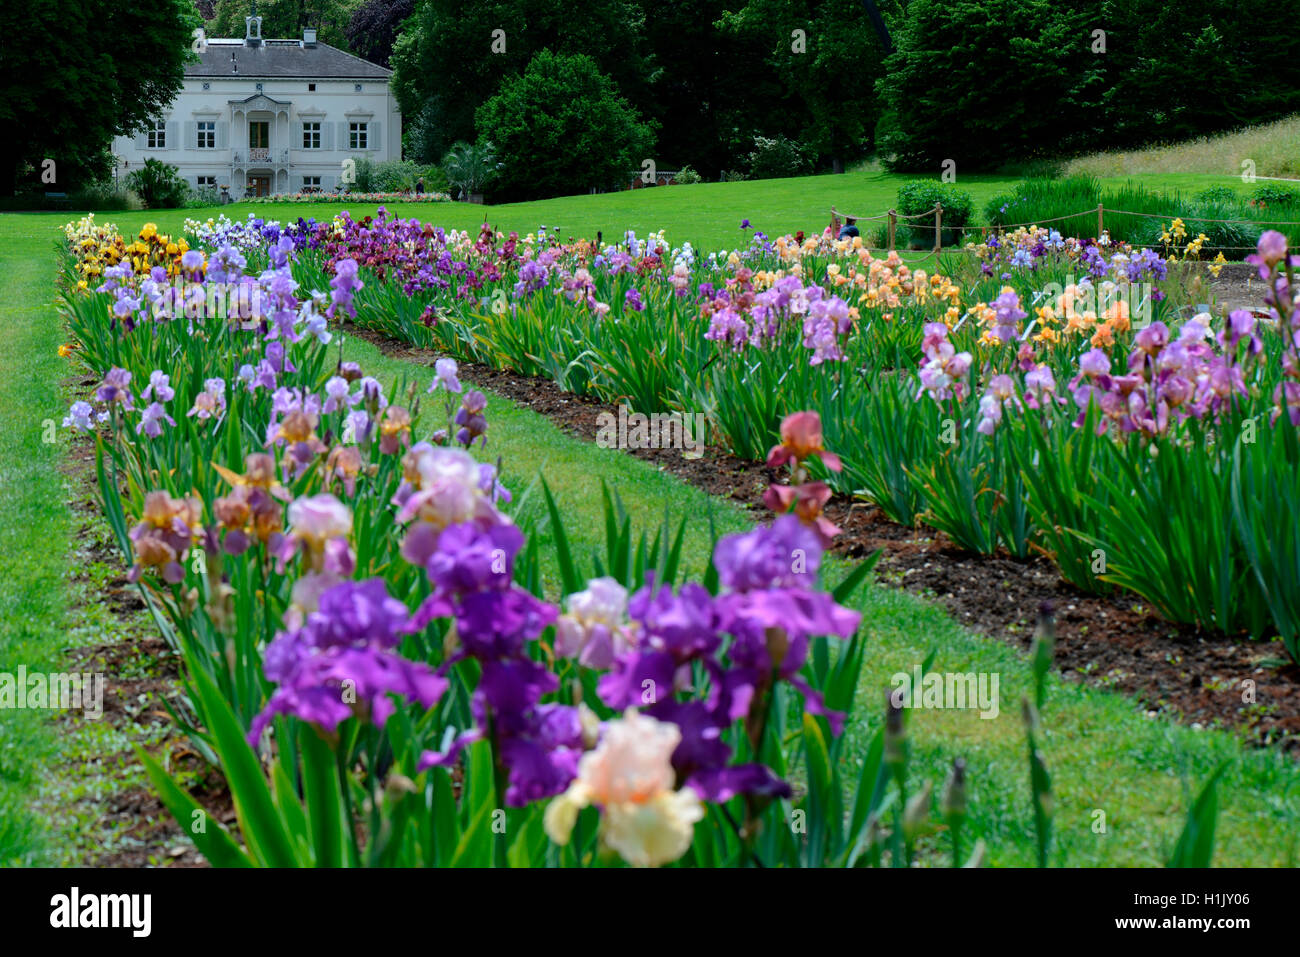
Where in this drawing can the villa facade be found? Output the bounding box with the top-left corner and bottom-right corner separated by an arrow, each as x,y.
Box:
111,13 -> 401,199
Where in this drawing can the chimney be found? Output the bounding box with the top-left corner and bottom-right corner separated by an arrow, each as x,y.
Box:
303,28 -> 318,48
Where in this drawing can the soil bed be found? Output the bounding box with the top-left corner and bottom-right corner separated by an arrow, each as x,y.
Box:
52,377 -> 234,866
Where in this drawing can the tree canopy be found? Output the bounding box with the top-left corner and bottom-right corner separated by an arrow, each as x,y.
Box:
0,1 -> 197,195
208,0 -> 364,49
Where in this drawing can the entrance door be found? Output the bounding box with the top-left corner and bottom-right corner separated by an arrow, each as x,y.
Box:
247,175 -> 271,197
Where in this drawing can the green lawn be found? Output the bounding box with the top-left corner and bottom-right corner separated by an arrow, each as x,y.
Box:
0,216 -> 75,863
34,166 -> 1271,256
3,204 -> 1298,867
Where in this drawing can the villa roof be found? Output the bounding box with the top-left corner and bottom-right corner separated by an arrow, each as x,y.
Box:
186,39 -> 391,80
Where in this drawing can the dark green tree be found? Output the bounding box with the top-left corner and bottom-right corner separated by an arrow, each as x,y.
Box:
721,0 -> 900,172
875,0 -> 1102,170
628,0 -> 790,177
209,0 -> 365,49
474,50 -> 654,201
0,1 -> 197,195
391,0 -> 649,163
1098,0 -> 1300,146
343,0 -> 414,67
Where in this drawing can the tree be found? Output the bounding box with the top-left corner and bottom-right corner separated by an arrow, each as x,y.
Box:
875,0 -> 1102,171
209,0 -> 364,49
632,0 -> 791,178
474,50 -> 654,202
343,0 -> 414,67
1098,0 -> 1300,147
721,0 -> 899,173
391,0 -> 649,164
0,1 -> 197,195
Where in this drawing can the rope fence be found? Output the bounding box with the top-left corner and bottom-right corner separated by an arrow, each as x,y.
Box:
829,201 -> 1300,257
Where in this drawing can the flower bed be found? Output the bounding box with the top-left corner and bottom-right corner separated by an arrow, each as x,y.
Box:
55,216 -> 960,868
53,210 -> 1279,868
243,191 -> 452,205
186,209 -> 1300,664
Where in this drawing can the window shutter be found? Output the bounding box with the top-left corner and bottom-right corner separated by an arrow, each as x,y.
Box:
369,122 -> 380,152
167,121 -> 179,150
185,122 -> 196,150
338,122 -> 349,149
217,122 -> 229,149
322,122 -> 333,150
134,131 -> 148,150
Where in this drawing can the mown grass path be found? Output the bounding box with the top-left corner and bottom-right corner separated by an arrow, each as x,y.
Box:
2,209 -> 1297,867
0,214 -> 75,863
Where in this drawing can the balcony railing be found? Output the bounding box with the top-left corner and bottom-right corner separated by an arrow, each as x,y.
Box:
230,149 -> 290,167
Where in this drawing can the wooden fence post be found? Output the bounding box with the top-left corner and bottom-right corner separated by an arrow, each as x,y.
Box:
887,210 -> 897,251
933,202 -> 943,253
1097,203 -> 1104,240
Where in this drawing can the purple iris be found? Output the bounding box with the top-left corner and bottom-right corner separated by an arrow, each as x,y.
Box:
248,579 -> 449,745
327,258 -> 363,320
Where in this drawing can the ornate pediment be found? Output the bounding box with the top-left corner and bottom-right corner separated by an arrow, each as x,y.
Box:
228,93 -> 292,112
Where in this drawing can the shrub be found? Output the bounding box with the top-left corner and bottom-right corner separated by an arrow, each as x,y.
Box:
184,187 -> 221,209
897,180 -> 974,247
1251,183 -> 1300,207
720,169 -> 749,182
673,165 -> 702,185
1196,186 -> 1239,204
418,165 -> 450,194
746,135 -> 813,180
347,158 -> 426,193
68,180 -> 133,211
124,158 -> 189,209
369,160 -> 424,193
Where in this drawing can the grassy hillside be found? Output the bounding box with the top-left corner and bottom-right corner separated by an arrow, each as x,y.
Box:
1063,114 -> 1300,179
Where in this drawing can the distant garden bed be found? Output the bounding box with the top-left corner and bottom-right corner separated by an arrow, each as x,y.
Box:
245,190 -> 453,204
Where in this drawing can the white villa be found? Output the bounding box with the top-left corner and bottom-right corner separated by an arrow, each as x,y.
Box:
112,11 -> 402,199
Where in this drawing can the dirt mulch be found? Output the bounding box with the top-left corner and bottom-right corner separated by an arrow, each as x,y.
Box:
55,383 -> 233,867
348,324 -> 1300,754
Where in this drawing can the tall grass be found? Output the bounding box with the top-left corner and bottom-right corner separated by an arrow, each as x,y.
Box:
1062,115 -> 1300,179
